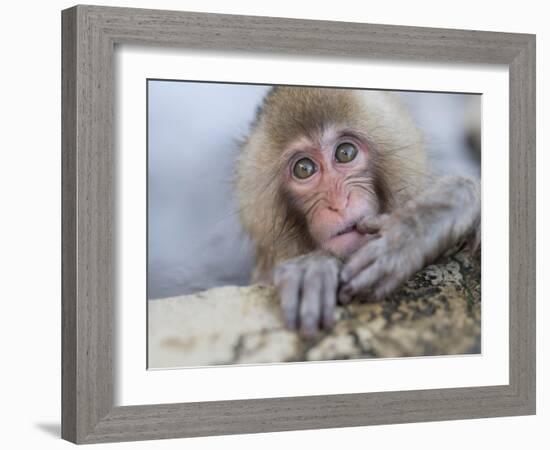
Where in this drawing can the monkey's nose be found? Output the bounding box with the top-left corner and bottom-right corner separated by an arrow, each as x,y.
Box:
327,192 -> 350,213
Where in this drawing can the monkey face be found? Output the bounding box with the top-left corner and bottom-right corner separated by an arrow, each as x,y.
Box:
283,128 -> 380,258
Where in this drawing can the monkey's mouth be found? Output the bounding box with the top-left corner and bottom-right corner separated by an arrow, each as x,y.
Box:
333,221 -> 359,238
323,222 -> 364,258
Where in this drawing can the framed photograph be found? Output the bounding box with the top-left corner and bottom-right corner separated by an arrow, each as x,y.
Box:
61,5 -> 536,444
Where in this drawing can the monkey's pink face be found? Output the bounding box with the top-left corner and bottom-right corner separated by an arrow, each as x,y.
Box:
284,130 -> 380,258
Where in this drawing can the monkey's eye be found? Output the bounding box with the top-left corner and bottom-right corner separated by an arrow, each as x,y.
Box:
335,142 -> 358,163
292,158 -> 317,179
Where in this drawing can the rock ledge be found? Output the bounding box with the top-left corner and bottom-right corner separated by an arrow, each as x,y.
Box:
148,250 -> 481,368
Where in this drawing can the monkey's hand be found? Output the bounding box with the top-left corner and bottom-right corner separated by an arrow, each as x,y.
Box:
338,176 -> 480,304
273,251 -> 342,338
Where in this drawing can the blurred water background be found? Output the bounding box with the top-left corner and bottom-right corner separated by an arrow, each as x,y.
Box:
147,81 -> 480,299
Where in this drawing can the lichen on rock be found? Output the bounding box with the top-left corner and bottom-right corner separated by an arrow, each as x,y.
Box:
148,249 -> 481,368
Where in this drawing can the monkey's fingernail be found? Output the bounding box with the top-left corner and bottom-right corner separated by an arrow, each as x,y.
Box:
284,316 -> 297,330
339,289 -> 352,305
301,327 -> 317,340
340,270 -> 350,283
355,223 -> 367,234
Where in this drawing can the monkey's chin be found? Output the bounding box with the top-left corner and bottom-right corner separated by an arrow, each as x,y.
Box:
322,230 -> 365,259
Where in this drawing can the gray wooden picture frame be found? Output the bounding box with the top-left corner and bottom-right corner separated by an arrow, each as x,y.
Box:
61,4 -> 536,444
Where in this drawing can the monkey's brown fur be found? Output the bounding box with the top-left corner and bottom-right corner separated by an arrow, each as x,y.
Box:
236,86 -> 427,281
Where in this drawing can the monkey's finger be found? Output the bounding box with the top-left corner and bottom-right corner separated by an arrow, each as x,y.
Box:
299,269 -> 323,338
340,261 -> 388,300
340,240 -> 385,283
371,276 -> 403,302
337,286 -> 353,306
321,269 -> 338,330
274,269 -> 303,330
356,213 -> 390,234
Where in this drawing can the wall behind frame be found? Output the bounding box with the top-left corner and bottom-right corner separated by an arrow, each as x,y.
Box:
0,0 -> 545,450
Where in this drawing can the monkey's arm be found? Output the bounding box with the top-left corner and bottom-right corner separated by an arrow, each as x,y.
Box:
273,251 -> 341,338
339,175 -> 480,303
